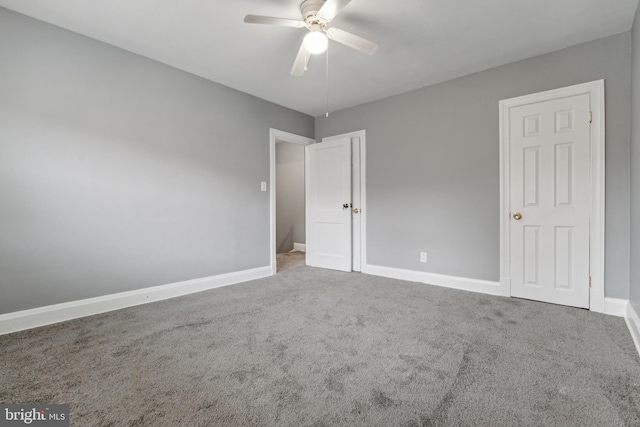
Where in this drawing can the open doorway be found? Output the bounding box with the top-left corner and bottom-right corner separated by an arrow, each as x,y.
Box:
269,129 -> 366,275
269,129 -> 315,275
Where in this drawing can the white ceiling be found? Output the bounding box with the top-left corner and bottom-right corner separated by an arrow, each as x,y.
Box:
1,0 -> 638,117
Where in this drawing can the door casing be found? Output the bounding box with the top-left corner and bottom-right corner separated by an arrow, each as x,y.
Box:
498,80 -> 605,312
269,129 -> 367,274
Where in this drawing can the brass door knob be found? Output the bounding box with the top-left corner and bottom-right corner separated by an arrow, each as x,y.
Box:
353,208 -> 360,214
513,212 -> 522,220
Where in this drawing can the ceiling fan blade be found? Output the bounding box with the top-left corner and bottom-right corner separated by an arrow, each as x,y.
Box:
326,27 -> 378,55
291,41 -> 311,76
317,0 -> 352,22
244,15 -> 305,28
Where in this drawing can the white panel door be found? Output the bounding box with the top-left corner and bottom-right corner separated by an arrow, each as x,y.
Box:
509,94 -> 590,308
306,138 -> 352,272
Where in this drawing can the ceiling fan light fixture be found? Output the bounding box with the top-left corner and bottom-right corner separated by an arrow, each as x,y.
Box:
304,31 -> 328,54
245,0 -> 378,76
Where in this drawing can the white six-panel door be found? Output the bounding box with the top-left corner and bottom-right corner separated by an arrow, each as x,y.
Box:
306,138 -> 352,272
509,94 -> 591,308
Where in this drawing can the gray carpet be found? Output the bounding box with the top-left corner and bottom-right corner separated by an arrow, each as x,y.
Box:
1,263 -> 640,426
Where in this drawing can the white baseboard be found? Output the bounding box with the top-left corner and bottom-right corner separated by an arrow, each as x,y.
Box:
604,298 -> 628,317
291,243 -> 306,252
362,264 -> 501,296
625,302 -> 640,358
0,266 -> 271,336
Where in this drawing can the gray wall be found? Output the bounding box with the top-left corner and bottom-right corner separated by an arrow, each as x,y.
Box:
631,7 -> 640,313
0,8 -> 314,314
276,142 -> 305,253
317,33 -> 632,299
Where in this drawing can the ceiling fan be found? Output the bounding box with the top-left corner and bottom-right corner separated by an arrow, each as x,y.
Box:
244,0 -> 378,76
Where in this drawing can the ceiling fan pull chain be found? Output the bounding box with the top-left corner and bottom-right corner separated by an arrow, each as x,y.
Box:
325,43 -> 329,118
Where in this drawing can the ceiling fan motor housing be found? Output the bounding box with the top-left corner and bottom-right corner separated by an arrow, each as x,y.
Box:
301,0 -> 327,24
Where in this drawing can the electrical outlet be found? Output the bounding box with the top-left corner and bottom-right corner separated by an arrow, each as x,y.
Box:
420,252 -> 427,263
261,181 -> 267,192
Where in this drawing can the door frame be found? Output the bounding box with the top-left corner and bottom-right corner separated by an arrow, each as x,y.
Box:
318,130 -> 367,271
269,129 -> 315,276
498,80 -> 605,312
